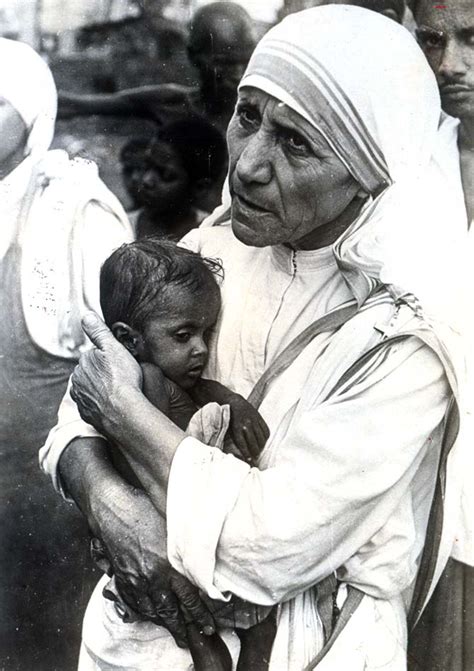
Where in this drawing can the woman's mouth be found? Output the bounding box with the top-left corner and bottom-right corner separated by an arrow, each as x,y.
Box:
233,193 -> 269,214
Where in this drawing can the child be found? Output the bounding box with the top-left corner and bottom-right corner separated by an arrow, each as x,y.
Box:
99,238 -> 276,670
130,118 -> 226,240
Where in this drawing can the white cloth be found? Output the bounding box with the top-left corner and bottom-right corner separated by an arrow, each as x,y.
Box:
0,38 -> 57,159
167,226 -> 449,670
0,38 -> 133,360
0,150 -> 133,360
42,226 -> 450,670
451,173 -> 474,567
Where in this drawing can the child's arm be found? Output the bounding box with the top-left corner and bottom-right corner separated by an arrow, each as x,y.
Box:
190,379 -> 270,465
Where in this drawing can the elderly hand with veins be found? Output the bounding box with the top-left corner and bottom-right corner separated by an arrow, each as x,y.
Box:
69,312 -> 216,647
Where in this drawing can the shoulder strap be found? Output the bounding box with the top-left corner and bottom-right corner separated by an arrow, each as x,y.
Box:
323,326 -> 460,629
247,300 -> 359,409
302,586 -> 365,670
408,397 -> 459,630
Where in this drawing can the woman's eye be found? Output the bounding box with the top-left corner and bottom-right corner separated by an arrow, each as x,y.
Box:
174,332 -> 191,343
282,130 -> 310,155
237,105 -> 260,130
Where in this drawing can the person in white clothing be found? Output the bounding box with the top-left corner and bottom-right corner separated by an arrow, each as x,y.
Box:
0,39 -> 133,669
42,7 -> 469,670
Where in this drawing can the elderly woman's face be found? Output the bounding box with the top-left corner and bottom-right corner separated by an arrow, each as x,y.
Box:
227,88 -> 360,249
0,99 -> 27,176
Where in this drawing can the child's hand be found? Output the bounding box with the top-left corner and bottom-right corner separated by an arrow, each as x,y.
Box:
227,395 -> 270,465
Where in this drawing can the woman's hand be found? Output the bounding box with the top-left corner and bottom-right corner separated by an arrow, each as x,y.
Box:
71,312 -> 142,437
227,394 -> 270,464
90,482 -> 216,648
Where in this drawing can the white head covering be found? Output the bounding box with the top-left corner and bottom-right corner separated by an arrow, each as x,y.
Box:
0,38 -> 57,159
239,5 -> 468,332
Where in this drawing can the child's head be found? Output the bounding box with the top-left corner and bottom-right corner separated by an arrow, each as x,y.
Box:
120,137 -> 149,208
138,117 -> 227,217
100,238 -> 222,389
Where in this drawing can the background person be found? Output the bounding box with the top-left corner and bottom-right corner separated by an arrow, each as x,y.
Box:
0,38 -> 133,670
42,8 -> 468,669
408,1 -> 474,669
58,2 -> 257,137
130,117 -> 227,239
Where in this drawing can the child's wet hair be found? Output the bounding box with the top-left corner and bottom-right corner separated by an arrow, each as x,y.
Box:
100,238 -> 223,331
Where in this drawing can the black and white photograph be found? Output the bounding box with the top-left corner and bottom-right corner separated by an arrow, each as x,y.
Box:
0,0 -> 473,669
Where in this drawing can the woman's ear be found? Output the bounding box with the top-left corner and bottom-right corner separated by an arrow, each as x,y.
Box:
111,322 -> 143,357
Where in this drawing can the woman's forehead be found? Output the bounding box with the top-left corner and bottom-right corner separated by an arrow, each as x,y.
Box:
238,86 -> 331,149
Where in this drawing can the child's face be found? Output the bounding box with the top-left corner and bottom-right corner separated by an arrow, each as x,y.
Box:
138,141 -> 190,215
140,281 -> 221,389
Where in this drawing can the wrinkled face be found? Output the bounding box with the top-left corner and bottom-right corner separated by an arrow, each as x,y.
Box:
0,98 -> 27,177
138,141 -> 190,214
227,87 -> 360,249
415,0 -> 474,119
140,282 -> 221,389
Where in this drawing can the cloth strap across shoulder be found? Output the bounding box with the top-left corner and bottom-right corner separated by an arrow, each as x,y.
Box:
245,298 -> 460,667
247,299 -> 359,410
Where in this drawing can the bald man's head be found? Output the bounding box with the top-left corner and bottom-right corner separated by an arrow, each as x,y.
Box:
188,2 -> 256,105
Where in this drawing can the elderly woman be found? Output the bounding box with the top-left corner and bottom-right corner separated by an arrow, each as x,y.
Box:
0,39 -> 132,668
42,7 -> 468,670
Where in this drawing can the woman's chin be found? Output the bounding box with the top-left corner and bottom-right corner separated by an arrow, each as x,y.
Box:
231,216 -> 278,248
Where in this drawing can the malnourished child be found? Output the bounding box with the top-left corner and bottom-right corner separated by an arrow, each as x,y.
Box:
99,237 -> 276,670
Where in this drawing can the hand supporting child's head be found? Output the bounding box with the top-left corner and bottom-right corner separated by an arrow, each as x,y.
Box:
100,238 -> 223,390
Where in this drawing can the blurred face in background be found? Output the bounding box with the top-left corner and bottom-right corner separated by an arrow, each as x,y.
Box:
415,0 -> 474,119
138,140 -> 190,215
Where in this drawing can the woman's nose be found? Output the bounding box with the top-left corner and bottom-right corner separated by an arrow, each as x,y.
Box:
235,131 -> 272,185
